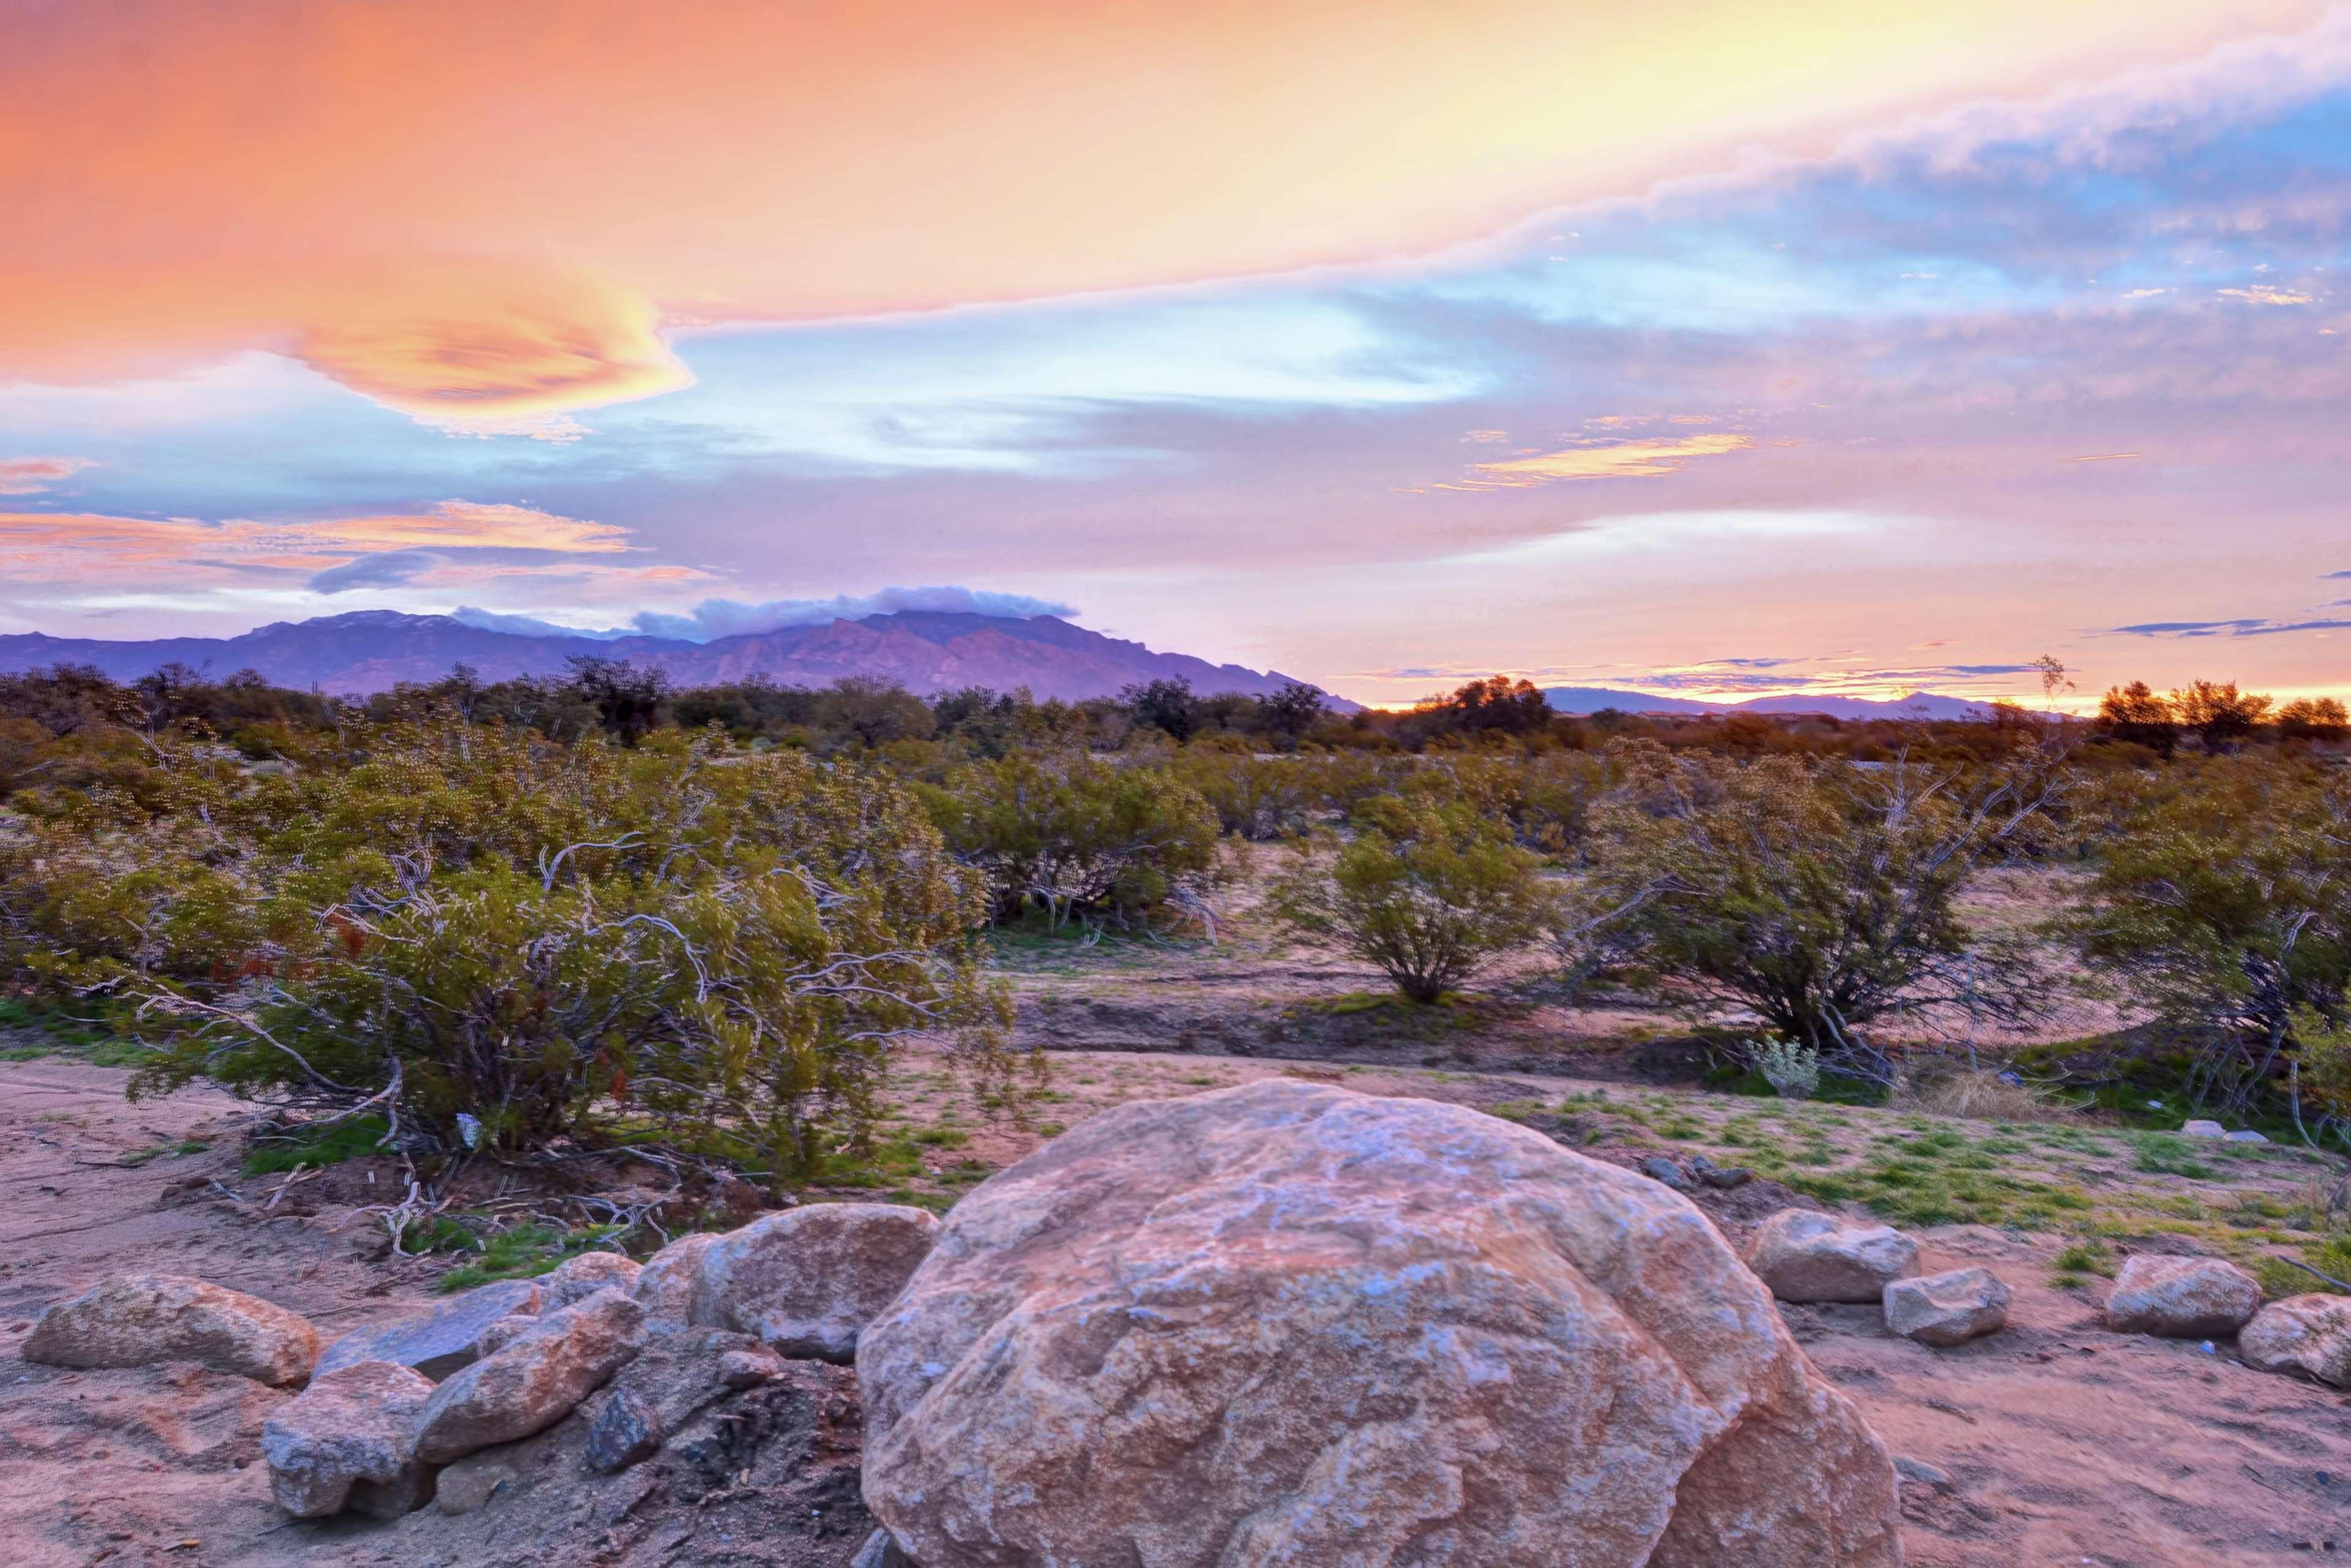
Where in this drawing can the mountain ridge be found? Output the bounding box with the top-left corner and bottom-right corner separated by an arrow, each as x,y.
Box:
1542,685 -> 1990,721
0,610 -> 1346,707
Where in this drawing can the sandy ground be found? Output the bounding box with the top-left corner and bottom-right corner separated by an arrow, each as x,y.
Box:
6,1031 -> 2350,1566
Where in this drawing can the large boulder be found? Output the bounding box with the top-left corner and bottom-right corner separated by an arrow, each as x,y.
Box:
1883,1267 -> 2009,1347
2238,1294 -> 2351,1387
1744,1209 -> 1921,1304
632,1232 -> 723,1334
263,1360 -> 437,1518
693,1203 -> 938,1362
2103,1255 -> 2262,1338
539,1251 -> 642,1312
23,1275 -> 318,1386
859,1079 -> 1901,1568
315,1278 -> 543,1381
412,1288 -> 645,1465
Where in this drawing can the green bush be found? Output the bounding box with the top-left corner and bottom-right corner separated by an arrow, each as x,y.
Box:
1270,793 -> 1552,1003
2,720 -> 1015,1182
922,751 -> 1221,931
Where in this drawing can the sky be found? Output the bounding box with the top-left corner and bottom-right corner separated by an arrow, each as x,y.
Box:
3,0 -> 2350,708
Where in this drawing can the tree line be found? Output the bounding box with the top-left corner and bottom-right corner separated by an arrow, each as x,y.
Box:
4,659 -> 2350,1176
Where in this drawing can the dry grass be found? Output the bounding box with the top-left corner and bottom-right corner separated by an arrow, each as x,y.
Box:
1894,1064 -> 2081,1124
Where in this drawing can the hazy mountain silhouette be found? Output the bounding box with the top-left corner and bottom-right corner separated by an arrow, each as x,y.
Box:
0,610 -> 1342,705
1542,686 -> 1988,721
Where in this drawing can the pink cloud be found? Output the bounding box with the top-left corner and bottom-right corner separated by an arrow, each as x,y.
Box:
0,456 -> 96,494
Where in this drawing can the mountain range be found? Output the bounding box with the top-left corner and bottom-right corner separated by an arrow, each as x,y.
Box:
0,610 -> 1342,705
1541,686 -> 1989,721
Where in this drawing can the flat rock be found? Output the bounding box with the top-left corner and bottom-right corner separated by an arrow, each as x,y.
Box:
412,1288 -> 645,1465
539,1251 -> 642,1311
2104,1254 -> 2262,1338
2225,1130 -> 2270,1144
1744,1209 -> 1921,1304
632,1232 -> 722,1333
24,1274 -> 318,1386
859,1079 -> 1900,1568
316,1278 -> 543,1381
1883,1266 -> 2009,1347
693,1202 -> 938,1362
2238,1294 -> 2351,1387
262,1360 -> 437,1518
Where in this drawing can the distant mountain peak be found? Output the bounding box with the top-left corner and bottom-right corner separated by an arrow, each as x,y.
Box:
0,610 -> 1350,708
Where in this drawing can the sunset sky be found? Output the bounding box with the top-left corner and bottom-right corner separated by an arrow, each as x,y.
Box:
4,0 -> 2349,707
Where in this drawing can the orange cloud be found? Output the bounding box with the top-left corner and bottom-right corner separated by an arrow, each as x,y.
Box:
1473,433 -> 1758,483
0,501 -> 633,580
0,0 -> 2326,421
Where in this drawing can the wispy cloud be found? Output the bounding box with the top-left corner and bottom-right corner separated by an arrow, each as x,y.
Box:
0,457 -> 97,495
2107,617 -> 2351,637
1464,433 -> 1757,487
2216,285 -> 2317,306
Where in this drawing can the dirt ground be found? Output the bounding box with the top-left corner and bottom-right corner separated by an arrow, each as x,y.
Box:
7,1035 -> 2351,1567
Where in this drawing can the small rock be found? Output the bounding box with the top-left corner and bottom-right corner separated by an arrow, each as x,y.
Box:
1892,1456 -> 1954,1493
262,1360 -> 437,1519
412,1288 -> 645,1465
1883,1267 -> 2009,1348
693,1203 -> 939,1362
316,1278 -> 542,1381
539,1251 -> 642,1312
433,1454 -> 517,1516
1744,1209 -> 1921,1304
2104,1254 -> 2262,1338
2179,1120 -> 2229,1139
582,1326 -> 784,1474
1697,1162 -> 1755,1190
631,1232 -> 722,1334
24,1275 -> 318,1386
1638,1155 -> 1693,1192
851,1528 -> 918,1568
2225,1130 -> 2270,1144
2238,1294 -> 2351,1387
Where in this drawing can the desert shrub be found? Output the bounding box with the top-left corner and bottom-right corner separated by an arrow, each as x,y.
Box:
2068,756 -> 2351,1122
1749,1034 -> 1820,1100
1564,741 -> 2064,1084
1269,793 -> 1553,1003
1400,751 -> 1606,857
0,720 -> 1013,1182
1172,749 -> 1319,841
923,751 -> 1221,931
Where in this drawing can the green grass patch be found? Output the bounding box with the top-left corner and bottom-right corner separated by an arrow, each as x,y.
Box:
2129,1131 -> 2218,1180
243,1114 -> 391,1176
435,1223 -> 626,1292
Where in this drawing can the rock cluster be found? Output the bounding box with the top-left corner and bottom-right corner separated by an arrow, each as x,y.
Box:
860,1078 -> 1905,1568
24,1201 -> 941,1529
